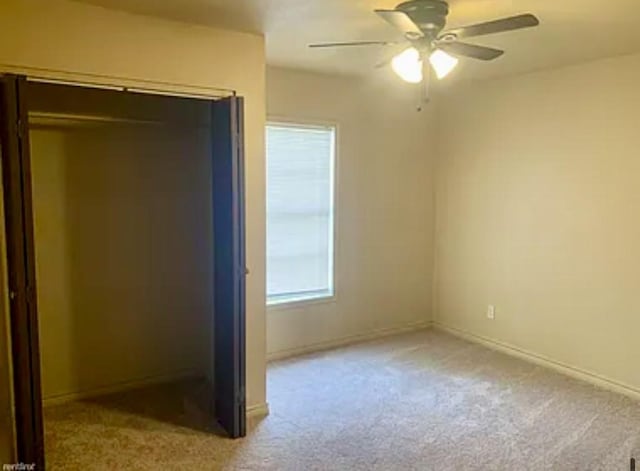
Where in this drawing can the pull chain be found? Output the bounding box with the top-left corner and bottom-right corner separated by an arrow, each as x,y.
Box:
417,59 -> 431,112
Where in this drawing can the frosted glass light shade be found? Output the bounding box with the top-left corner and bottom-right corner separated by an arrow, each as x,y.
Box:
429,49 -> 458,79
391,47 -> 423,83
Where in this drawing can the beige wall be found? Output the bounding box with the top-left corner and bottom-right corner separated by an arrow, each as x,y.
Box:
0,0 -> 266,409
30,97 -> 213,400
0,187 -> 14,465
266,67 -> 435,356
434,53 -> 640,391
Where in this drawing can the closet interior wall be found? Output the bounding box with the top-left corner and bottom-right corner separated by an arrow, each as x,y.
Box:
26,82 -> 214,402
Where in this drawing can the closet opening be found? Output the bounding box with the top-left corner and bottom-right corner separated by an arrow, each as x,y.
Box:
0,75 -> 246,468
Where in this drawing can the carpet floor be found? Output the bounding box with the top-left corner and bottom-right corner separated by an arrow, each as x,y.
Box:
44,329 -> 640,470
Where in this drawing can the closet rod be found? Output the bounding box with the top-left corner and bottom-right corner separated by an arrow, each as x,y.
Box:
28,111 -> 209,129
27,77 -> 122,92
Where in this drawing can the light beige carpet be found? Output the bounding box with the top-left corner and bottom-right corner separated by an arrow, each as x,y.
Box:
45,329 -> 640,470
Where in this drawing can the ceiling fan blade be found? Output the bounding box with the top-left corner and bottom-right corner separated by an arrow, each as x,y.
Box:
437,42 -> 504,60
444,14 -> 539,39
309,40 -> 394,48
375,10 -> 423,37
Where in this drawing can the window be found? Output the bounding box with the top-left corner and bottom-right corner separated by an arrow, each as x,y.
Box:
266,122 -> 336,305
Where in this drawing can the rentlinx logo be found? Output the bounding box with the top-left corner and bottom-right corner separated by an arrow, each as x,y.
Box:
2,464 -> 35,471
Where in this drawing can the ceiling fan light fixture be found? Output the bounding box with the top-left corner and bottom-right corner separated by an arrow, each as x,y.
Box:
391,47 -> 423,83
429,49 -> 459,79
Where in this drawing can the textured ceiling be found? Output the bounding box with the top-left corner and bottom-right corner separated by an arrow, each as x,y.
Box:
73,0 -> 640,80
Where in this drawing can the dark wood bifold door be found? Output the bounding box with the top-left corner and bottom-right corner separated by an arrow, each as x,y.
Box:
211,96 -> 247,438
0,79 -> 247,469
0,75 -> 45,467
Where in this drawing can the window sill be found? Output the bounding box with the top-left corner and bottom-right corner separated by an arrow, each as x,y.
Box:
267,293 -> 336,311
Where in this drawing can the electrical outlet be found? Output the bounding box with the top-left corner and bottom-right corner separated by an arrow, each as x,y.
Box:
487,305 -> 495,320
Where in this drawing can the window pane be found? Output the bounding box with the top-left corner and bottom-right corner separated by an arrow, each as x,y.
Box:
266,124 -> 334,303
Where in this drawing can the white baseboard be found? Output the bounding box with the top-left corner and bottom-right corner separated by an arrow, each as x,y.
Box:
267,320 -> 432,362
246,402 -> 269,419
43,369 -> 200,407
433,322 -> 640,402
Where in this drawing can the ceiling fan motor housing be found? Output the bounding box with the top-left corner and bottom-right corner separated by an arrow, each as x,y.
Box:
396,0 -> 449,38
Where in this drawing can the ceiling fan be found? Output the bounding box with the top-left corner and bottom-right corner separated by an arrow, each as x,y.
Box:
309,0 -> 539,87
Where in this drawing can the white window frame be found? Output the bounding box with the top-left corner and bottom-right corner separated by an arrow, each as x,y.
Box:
266,118 -> 338,308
